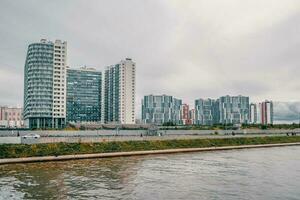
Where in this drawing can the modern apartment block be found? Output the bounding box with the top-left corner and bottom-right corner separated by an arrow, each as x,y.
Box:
23,39 -> 67,129
142,95 -> 182,125
259,100 -> 273,125
195,98 -> 219,125
189,109 -> 196,125
66,67 -> 102,123
218,95 -> 250,124
101,58 -> 136,124
181,104 -> 192,125
249,103 -> 258,124
0,107 -> 24,128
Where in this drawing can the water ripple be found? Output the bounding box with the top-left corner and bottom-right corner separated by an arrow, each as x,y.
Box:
0,146 -> 300,199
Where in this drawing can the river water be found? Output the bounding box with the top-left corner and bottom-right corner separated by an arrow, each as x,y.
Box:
0,146 -> 300,200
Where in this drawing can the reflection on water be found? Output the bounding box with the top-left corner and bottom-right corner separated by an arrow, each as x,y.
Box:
1,146 -> 300,200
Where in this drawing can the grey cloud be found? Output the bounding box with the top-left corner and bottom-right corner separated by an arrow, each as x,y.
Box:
0,0 -> 300,119
274,102 -> 300,122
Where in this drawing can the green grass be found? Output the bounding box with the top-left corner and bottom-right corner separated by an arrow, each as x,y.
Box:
0,136 -> 300,159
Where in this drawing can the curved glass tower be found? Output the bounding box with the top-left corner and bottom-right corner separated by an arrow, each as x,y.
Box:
23,39 -> 67,129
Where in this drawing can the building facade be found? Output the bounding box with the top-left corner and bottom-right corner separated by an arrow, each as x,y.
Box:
23,39 -> 67,129
0,107 -> 24,128
219,95 -> 250,124
66,67 -> 102,123
195,98 -> 219,125
259,100 -> 273,125
249,103 -> 258,124
189,109 -> 196,125
142,95 -> 182,125
181,104 -> 192,125
101,58 -> 136,124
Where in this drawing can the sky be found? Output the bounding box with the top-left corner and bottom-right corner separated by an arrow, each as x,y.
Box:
1,0 -> 300,121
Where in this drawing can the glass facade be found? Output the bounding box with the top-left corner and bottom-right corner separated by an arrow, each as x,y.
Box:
142,95 -> 182,125
102,64 -> 120,123
219,95 -> 250,124
23,39 -> 67,129
23,42 -> 54,128
66,68 -> 102,122
195,98 -> 219,125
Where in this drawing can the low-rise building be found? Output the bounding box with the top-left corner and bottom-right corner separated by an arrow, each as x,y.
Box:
0,107 -> 24,128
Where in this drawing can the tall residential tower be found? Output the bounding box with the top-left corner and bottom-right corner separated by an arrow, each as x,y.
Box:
101,58 -> 136,124
259,100 -> 273,125
23,39 -> 67,129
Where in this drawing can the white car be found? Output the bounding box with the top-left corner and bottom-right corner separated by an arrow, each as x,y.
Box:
22,134 -> 41,139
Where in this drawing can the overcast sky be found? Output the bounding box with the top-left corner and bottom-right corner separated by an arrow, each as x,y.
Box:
1,0 -> 300,120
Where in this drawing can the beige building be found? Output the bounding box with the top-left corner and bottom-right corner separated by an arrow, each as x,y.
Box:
0,107 -> 24,128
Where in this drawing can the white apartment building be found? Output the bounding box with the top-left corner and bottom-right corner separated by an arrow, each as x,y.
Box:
23,39 -> 67,129
52,40 -> 67,127
101,58 -> 136,124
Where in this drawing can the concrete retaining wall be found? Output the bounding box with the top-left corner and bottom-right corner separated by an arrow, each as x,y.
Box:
0,137 -> 21,144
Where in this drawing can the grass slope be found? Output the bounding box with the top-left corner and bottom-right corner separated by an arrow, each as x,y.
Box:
0,136 -> 300,159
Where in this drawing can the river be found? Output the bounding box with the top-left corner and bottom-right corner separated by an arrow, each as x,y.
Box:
0,146 -> 300,200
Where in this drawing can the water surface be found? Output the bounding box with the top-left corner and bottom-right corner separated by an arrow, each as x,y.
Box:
0,146 -> 300,200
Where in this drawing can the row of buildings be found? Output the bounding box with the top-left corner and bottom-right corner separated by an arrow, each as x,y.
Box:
13,39 -> 273,129
23,39 -> 135,129
141,95 -> 273,125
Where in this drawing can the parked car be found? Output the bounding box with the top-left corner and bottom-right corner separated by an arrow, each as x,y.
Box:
22,134 -> 40,139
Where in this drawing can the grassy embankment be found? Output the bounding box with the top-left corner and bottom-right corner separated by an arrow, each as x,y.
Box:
0,136 -> 300,159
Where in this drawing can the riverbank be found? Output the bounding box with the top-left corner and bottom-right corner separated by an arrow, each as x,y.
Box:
1,142 -> 300,165
1,136 -> 300,164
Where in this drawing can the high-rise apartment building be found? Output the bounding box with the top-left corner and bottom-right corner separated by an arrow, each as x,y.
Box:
189,109 -> 196,125
259,100 -> 273,125
101,58 -> 136,124
142,95 -> 182,125
195,98 -> 219,125
249,103 -> 258,124
23,39 -> 67,129
219,95 -> 250,124
66,67 -> 102,123
181,104 -> 192,125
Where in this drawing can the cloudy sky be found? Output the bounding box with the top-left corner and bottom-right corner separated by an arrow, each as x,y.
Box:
1,0 -> 300,121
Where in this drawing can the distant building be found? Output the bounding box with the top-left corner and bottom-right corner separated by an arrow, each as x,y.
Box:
66,67 -> 102,123
101,58 -> 136,124
23,39 -> 67,129
195,98 -> 219,125
259,100 -> 273,125
219,95 -> 250,124
0,107 -> 24,128
249,103 -> 258,124
181,104 -> 192,125
189,109 -> 196,125
142,95 -> 182,125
